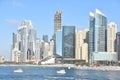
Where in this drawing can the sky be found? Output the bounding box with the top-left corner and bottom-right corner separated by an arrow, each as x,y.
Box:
0,0 -> 120,60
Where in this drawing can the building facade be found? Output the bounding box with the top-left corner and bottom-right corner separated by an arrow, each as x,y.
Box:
12,20 -> 36,62
81,43 -> 88,62
107,22 -> 117,52
89,12 -> 95,64
40,40 -> 44,60
75,29 -> 89,62
49,39 -> 54,56
93,52 -> 118,65
94,9 -> 107,52
43,42 -> 49,59
35,39 -> 41,62
53,10 -> 62,57
116,32 -> 120,60
62,26 -> 75,58
89,9 -> 107,65
75,30 -> 83,59
56,30 -> 62,57
54,11 -> 62,33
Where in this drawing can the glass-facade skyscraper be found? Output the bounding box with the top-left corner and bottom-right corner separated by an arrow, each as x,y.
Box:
53,10 -> 62,56
89,9 -> 107,64
12,33 -> 17,49
56,30 -> 62,57
116,32 -> 120,60
62,26 -> 75,58
94,9 -> 107,52
89,12 -> 95,64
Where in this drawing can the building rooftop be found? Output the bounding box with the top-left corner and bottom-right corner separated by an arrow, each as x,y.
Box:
96,9 -> 105,16
90,12 -> 94,17
18,20 -> 34,30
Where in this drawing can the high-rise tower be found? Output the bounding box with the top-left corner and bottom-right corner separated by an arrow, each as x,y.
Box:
62,26 -> 75,58
116,32 -> 120,60
54,11 -> 62,33
89,12 -> 95,64
76,29 -> 89,62
89,9 -> 107,64
53,10 -> 62,56
56,30 -> 62,57
107,22 -> 117,52
12,20 -> 36,62
94,9 -> 107,52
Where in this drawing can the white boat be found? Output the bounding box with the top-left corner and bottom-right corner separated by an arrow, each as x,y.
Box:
57,69 -> 66,74
68,67 -> 71,69
14,68 -> 23,73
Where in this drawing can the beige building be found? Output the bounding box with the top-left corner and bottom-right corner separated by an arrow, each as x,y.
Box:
49,39 -> 54,56
81,43 -> 88,62
107,22 -> 117,52
82,29 -> 89,43
75,30 -> 83,59
43,42 -> 49,59
75,29 -> 89,62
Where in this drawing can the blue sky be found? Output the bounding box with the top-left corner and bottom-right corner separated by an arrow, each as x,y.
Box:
0,0 -> 120,60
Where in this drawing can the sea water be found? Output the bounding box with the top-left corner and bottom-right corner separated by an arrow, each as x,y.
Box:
0,66 -> 120,80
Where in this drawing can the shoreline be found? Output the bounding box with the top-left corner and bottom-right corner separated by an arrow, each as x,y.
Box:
0,64 -> 120,71
0,64 -> 76,67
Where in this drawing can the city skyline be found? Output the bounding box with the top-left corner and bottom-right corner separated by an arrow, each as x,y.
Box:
0,0 -> 120,60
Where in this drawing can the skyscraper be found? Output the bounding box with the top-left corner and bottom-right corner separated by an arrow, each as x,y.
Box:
40,40 -> 44,60
89,9 -> 107,64
54,10 -> 62,33
43,35 -> 48,42
53,10 -> 62,57
62,26 -> 75,58
75,29 -> 89,62
12,33 -> 17,49
89,12 -> 95,64
35,39 -> 41,61
75,30 -> 83,59
107,22 -> 117,52
12,20 -> 36,62
56,30 -> 62,57
94,9 -> 107,52
116,32 -> 120,60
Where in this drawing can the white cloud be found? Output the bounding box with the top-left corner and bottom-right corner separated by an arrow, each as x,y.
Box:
5,19 -> 19,27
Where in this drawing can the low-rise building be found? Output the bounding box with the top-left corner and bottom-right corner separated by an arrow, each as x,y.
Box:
92,52 -> 118,65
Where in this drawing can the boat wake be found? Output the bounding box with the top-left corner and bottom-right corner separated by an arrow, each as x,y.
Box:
47,76 -> 74,79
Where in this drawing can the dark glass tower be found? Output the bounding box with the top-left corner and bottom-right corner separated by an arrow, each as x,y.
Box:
116,32 -> 120,60
62,26 -> 75,58
89,12 -> 95,64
